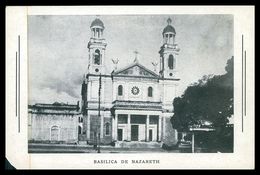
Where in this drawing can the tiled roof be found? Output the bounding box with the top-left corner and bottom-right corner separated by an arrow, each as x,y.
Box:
29,102 -> 79,111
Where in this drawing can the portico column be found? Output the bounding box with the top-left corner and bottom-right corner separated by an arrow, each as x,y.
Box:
114,114 -> 118,140
146,115 -> 150,142
127,114 -> 131,141
158,116 -> 162,141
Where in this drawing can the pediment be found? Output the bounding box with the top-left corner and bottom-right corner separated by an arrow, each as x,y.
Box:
113,63 -> 158,78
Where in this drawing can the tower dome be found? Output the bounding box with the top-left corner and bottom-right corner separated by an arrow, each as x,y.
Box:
162,18 -> 176,35
90,18 -> 105,29
89,17 -> 105,39
88,17 -> 107,75
159,17 -> 180,79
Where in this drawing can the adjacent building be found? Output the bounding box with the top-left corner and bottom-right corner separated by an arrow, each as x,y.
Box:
28,102 -> 81,144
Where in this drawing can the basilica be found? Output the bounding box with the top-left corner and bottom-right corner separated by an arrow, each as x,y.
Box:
80,17 -> 181,147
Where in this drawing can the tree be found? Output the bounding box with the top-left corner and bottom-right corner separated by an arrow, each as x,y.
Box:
171,57 -> 234,152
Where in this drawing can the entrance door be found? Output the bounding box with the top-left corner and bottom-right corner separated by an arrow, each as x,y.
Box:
117,129 -> 123,141
50,126 -> 59,141
131,125 -> 139,141
149,129 -> 153,141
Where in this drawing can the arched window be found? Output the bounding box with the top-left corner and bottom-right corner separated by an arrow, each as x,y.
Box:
118,85 -> 123,96
148,87 -> 153,97
168,55 -> 174,70
105,122 -> 110,136
94,49 -> 101,65
96,28 -> 100,38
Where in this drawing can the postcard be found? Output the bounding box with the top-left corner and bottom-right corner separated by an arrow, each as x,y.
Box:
5,6 -> 255,169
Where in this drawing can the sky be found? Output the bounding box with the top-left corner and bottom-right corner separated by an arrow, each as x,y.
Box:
28,15 -> 233,105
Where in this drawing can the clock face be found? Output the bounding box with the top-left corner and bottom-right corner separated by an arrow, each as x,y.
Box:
131,86 -> 140,95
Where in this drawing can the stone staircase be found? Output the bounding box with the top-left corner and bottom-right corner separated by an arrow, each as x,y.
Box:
115,141 -> 162,148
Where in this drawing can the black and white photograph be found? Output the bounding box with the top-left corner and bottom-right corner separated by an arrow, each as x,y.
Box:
27,15 -> 234,153
5,6 -> 254,169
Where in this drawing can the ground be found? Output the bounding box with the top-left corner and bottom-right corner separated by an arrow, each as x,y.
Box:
28,143 -> 183,153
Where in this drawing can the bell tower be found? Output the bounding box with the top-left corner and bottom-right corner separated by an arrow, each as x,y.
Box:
159,18 -> 180,79
87,18 -> 107,74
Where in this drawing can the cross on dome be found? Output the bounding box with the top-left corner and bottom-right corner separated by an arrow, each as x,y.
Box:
167,17 -> 172,25
163,17 -> 176,35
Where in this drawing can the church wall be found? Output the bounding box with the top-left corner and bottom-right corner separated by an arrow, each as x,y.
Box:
103,77 -> 113,106
89,115 -> 100,142
86,76 -> 113,106
112,80 -> 127,101
162,116 -> 178,146
86,110 -> 113,145
160,80 -> 179,112
112,77 -> 161,102
89,80 -> 99,101
102,115 -> 113,144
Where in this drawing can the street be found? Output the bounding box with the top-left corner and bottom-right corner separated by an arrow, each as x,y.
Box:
28,143 -> 182,153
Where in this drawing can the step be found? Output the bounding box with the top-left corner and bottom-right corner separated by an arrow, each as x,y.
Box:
116,141 -> 162,148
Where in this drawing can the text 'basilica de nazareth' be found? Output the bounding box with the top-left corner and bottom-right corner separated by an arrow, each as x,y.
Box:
29,17 -> 181,147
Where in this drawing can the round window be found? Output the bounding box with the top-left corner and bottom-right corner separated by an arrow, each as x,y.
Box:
131,86 -> 140,95
95,68 -> 99,72
169,73 -> 173,76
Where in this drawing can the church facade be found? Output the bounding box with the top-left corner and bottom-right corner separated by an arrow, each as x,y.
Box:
80,17 -> 180,146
